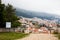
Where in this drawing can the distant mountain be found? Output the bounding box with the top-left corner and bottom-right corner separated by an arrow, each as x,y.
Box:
15,8 -> 60,23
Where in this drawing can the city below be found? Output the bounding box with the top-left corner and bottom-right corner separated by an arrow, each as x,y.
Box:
18,16 -> 60,34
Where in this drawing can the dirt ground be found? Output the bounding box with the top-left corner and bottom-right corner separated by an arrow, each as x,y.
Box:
17,33 -> 58,40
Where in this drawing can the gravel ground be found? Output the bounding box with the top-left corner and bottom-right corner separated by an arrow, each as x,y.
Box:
17,33 -> 58,40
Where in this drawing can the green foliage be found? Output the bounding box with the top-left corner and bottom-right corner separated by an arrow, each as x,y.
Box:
12,21 -> 21,28
5,4 -> 17,22
0,0 -> 21,28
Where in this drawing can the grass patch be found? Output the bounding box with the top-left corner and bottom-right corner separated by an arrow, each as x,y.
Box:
54,33 -> 60,40
0,32 -> 29,40
55,34 -> 60,40
53,31 -> 60,40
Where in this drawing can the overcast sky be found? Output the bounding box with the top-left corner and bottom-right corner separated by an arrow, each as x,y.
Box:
2,0 -> 60,16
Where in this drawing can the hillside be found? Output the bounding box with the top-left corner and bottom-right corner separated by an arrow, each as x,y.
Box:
15,8 -> 60,23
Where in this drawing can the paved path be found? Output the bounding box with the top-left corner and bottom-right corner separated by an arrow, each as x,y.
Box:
17,34 -> 58,40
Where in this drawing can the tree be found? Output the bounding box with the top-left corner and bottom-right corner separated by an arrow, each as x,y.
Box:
6,4 -> 18,22
0,0 -> 21,28
0,0 -> 1,4
0,0 -> 6,27
5,4 -> 21,28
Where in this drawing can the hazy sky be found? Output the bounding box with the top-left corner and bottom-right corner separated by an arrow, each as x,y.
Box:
2,0 -> 60,16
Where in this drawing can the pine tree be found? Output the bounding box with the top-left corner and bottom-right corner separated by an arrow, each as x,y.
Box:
0,0 -> 5,27
0,0 -> 1,4
6,4 -> 21,27
0,0 -> 21,28
6,4 -> 18,22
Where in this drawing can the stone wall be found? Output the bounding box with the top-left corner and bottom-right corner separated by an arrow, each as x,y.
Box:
0,28 -> 17,32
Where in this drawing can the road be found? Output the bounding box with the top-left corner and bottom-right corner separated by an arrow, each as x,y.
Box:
17,33 -> 58,40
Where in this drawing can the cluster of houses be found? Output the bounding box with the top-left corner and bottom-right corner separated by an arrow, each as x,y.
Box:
18,17 -> 60,34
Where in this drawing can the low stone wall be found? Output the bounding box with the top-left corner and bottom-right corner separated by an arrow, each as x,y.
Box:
0,28 -> 17,32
